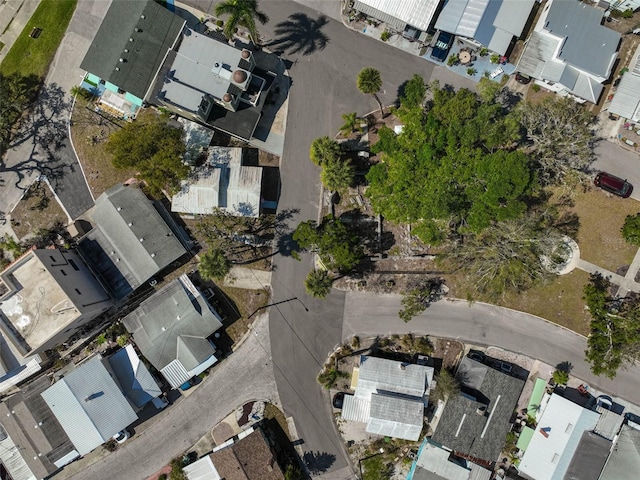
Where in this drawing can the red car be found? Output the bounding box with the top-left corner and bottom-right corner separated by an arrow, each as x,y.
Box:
594,171 -> 633,198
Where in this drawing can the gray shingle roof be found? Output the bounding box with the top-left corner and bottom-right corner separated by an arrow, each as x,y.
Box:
564,431 -> 611,480
79,184 -> 187,299
79,0 -> 185,100
41,356 -> 138,456
544,0 -> 620,77
598,424 -> 640,480
122,275 -> 222,374
432,358 -> 524,463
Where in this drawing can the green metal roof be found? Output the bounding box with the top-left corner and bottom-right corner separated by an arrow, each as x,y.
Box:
516,426 -> 534,452
527,378 -> 547,417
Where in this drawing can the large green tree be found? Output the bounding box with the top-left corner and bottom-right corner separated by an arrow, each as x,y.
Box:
215,0 -> 269,44
583,273 -> 640,378
0,74 -> 35,154
398,278 -> 445,322
357,67 -> 384,116
366,82 -> 533,243
622,213 -> 640,246
519,97 -> 596,185
293,215 -> 363,273
304,269 -> 333,298
105,118 -> 188,196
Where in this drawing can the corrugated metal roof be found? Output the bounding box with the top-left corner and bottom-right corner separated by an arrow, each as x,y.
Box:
545,0 -> 620,78
493,0 -> 535,36
487,28 -> 513,57
0,431 -> 38,480
41,356 -> 138,456
436,0 -> 489,38
107,345 -> 162,409
160,359 -> 191,389
519,394 -> 600,480
594,409 -> 623,441
609,46 -> 640,120
353,0 -> 440,32
341,394 -> 371,423
517,31 -> 562,79
184,454 -> 222,480
356,355 -> 432,399
468,463 -> 491,480
367,393 -> 424,440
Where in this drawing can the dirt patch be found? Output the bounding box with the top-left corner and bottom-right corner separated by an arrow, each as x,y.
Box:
70,97 -> 136,198
219,285 -> 270,343
10,181 -> 68,240
258,149 -> 280,167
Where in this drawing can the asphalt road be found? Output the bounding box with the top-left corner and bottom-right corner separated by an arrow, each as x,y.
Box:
0,0 -> 102,222
61,314 -> 278,480
343,293 -> 640,406
593,140 -> 640,201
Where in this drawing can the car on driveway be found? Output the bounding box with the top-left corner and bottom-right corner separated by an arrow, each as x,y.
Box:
515,72 -> 531,84
594,171 -> 633,198
468,351 -> 486,363
431,31 -> 454,62
113,429 -> 130,444
333,392 -> 345,409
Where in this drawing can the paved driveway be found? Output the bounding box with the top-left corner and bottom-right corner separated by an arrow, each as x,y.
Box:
593,140 -> 640,202
60,314 -> 278,480
0,0 -> 108,221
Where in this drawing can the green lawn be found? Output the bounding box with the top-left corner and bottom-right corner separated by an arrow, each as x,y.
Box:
0,0 -> 77,78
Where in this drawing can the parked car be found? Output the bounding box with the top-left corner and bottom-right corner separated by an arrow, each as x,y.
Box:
468,351 -> 486,363
515,72 -> 531,84
431,31 -> 454,62
179,375 -> 203,391
112,429 -> 130,444
333,392 -> 345,409
499,361 -> 513,374
594,171 -> 633,198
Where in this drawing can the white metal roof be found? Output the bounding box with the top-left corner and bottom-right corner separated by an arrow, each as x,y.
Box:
184,455 -> 222,480
519,394 -> 600,480
41,356 -> 138,456
341,394 -> 371,423
367,393 -> 424,440
609,45 -> 640,121
0,426 -> 38,480
355,355 -> 432,400
353,0 -> 440,32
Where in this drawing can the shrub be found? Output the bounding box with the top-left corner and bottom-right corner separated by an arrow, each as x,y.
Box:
159,475 -> 168,480
466,67 -> 477,76
380,30 -> 391,42
490,53 -> 500,64
531,84 -> 541,92
552,369 -> 569,385
216,19 -> 224,27
622,213 -> 640,246
447,54 -> 458,67
622,8 -> 633,18
317,368 -> 347,389
479,47 -> 489,56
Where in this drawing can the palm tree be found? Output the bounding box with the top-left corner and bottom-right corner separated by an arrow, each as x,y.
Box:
339,112 -> 362,136
305,269 -> 333,299
321,157 -> 354,193
357,67 -> 384,117
214,0 -> 269,45
199,247 -> 231,281
309,136 -> 341,166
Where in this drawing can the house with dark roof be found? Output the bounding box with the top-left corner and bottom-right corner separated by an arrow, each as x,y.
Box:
122,275 -> 223,389
435,0 -> 536,56
341,355 -> 434,441
183,426 -> 284,480
0,249 -> 112,357
431,357 -> 524,465
410,438 -> 492,480
0,376 -> 77,480
515,0 -> 620,104
598,422 -> 640,480
149,28 -> 272,141
78,184 -> 187,300
79,0 -> 185,119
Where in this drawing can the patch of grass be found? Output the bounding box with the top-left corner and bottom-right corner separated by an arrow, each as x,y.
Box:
570,188 -> 638,271
70,97 -> 136,197
10,181 -> 67,239
361,454 -> 393,480
264,403 -> 291,439
0,41 -> 5,52
0,0 -> 77,78
219,285 -> 269,342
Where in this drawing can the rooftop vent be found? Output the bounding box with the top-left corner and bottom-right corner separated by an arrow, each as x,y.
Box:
151,253 -> 156,258
124,49 -> 129,53
119,58 -> 125,63
223,93 -> 232,103
139,237 -> 144,242
129,37 -> 134,42
115,67 -> 120,71
400,364 -> 406,370
233,69 -> 248,83
476,406 -> 487,416
134,27 -> 141,32
117,206 -> 122,211
241,49 -> 251,59
141,14 -> 146,19
128,222 -> 133,227
161,326 -> 166,331
214,62 -> 220,68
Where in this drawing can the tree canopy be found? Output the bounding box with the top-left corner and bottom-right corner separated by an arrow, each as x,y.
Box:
583,273 -> 640,378
293,215 -> 364,273
320,157 -> 354,192
309,136 -> 341,166
366,82 -> 535,243
105,118 -> 189,196
622,213 -> 640,246
357,67 -> 384,116
199,247 -> 231,281
519,97 -> 596,185
305,269 -> 333,298
215,0 -> 269,44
